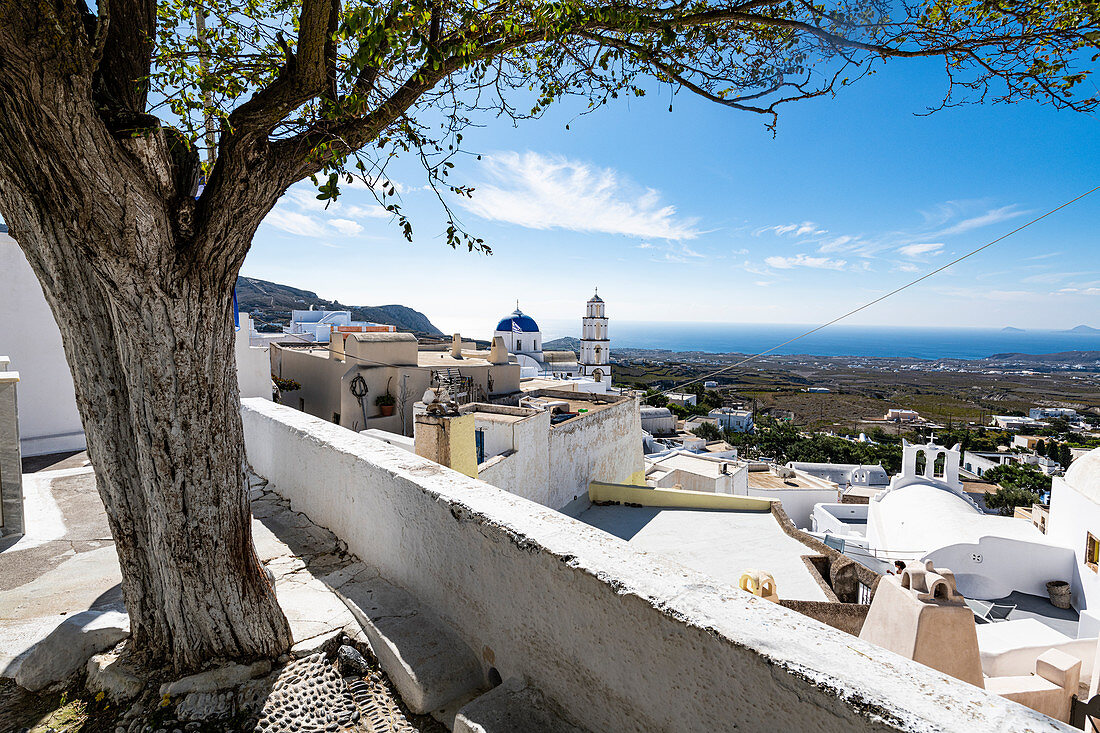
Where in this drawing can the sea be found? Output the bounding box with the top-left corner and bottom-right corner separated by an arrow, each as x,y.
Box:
541,322 -> 1100,361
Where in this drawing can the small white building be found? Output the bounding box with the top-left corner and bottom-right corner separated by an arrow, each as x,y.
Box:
665,392 -> 698,407
413,390 -> 644,512
788,462 -> 890,490
992,415 -> 1046,431
640,406 -> 676,436
644,450 -> 747,496
885,409 -> 919,422
964,450 -> 1060,478
703,380 -> 718,389
1031,407 -> 1078,420
709,407 -> 753,432
286,308 -> 396,343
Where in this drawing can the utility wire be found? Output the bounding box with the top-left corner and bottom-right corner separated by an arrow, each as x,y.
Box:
662,185 -> 1100,395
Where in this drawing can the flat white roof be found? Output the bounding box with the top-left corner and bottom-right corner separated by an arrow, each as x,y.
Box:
576,505 -> 828,601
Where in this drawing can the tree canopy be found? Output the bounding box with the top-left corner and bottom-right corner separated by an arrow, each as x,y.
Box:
143,0 -> 1100,247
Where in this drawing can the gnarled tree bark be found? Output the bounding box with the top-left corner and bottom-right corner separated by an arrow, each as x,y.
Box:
0,0 -> 292,671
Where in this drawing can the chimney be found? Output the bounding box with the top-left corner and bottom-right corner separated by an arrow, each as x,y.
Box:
489,336 -> 509,365
414,412 -> 477,478
451,334 -> 463,359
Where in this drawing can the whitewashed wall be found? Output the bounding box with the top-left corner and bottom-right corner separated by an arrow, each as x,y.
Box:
0,234 -> 85,456
242,399 -> 1073,733
475,410 -> 549,506
1047,476 -> 1100,611
925,536 -> 1077,601
547,397 -> 643,510
235,314 -> 272,400
746,487 -> 836,530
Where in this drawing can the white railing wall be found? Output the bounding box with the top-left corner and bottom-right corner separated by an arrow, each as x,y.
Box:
242,399 -> 1070,733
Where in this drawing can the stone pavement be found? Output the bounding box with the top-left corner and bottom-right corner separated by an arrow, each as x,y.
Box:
0,462 -> 371,691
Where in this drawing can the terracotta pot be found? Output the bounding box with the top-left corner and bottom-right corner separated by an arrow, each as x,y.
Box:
378,405 -> 395,417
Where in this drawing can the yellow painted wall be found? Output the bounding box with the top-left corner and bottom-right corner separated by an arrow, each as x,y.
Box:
447,413 -> 478,479
589,481 -> 773,512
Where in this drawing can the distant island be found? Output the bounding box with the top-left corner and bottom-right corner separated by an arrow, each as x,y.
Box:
1065,325 -> 1100,334
1000,326 -> 1025,333
235,276 -> 442,335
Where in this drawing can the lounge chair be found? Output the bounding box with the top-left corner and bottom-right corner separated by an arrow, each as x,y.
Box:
972,600 -> 1016,623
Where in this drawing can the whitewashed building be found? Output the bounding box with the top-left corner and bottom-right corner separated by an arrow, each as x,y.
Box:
862,441 -> 1074,597
1031,407 -> 1078,420
493,305 -> 580,379
710,407 -> 753,432
413,390 -> 644,512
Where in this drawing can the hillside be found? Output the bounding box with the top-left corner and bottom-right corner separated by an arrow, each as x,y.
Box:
236,276 -> 442,335
1066,325 -> 1100,334
542,336 -> 580,351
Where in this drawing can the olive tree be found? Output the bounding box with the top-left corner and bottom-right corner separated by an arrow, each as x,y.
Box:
0,0 -> 1094,673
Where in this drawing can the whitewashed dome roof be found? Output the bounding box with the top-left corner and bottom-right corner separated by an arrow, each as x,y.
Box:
1065,447 -> 1100,504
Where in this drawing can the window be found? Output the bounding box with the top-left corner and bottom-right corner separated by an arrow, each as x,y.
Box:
1087,533 -> 1100,572
298,397 -> 305,411
332,412 -> 340,424
516,339 -> 522,351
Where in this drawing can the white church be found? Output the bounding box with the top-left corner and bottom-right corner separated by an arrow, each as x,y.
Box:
492,291 -> 612,386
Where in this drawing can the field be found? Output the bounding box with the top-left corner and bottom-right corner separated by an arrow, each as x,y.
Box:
613,349 -> 1100,433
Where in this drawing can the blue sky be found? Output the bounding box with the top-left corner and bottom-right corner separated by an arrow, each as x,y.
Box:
242,56 -> 1099,340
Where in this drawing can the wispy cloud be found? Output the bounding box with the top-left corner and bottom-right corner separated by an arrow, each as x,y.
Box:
764,253 -> 848,270
459,151 -> 700,240
898,242 -> 943,258
263,183 -> 391,238
754,221 -> 825,237
931,205 -> 1027,237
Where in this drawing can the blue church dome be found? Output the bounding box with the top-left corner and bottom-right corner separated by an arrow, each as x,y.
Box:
495,308 -> 540,333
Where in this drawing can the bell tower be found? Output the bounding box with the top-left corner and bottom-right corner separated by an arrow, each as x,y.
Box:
580,289 -> 611,384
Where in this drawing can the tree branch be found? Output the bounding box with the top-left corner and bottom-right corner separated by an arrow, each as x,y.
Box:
94,0 -> 156,120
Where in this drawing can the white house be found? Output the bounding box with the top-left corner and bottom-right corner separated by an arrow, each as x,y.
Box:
639,406 -> 676,436
1031,407 -> 1078,420
964,450 -> 1061,478
992,415 -> 1046,431
285,308 -> 395,343
413,390 -> 644,512
644,450 -> 747,496
665,392 -> 697,407
709,407 -> 753,432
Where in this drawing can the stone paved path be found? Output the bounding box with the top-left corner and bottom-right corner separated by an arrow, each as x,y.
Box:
0,465 -> 446,732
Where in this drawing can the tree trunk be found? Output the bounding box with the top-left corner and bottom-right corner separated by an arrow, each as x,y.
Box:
0,0 -> 295,673
27,222 -> 292,672
33,224 -> 292,672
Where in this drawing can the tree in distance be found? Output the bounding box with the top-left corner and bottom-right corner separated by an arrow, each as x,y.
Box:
0,0 -> 1096,673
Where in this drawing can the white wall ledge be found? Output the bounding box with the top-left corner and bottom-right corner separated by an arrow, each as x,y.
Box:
241,398 -> 1071,732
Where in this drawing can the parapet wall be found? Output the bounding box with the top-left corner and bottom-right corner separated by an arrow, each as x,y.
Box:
241,399 -> 1070,733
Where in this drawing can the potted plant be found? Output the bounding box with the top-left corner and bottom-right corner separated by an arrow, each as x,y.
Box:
375,392 -> 396,417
